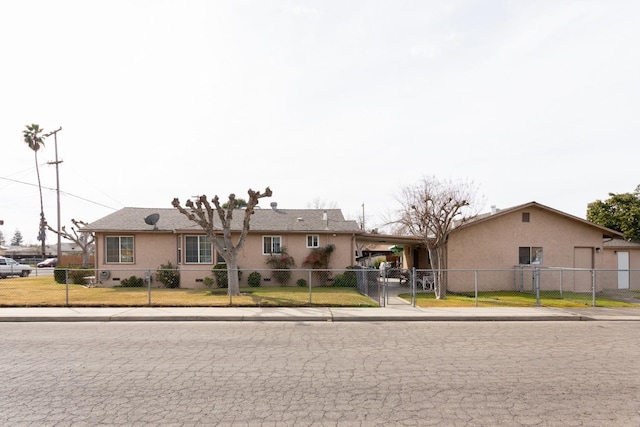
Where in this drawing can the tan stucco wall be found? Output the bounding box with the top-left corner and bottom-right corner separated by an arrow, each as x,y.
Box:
94,231 -> 356,288
446,206 -> 609,292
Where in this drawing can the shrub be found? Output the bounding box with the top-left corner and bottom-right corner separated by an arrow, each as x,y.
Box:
212,264 -> 242,288
333,268 -> 357,288
203,277 -> 214,288
156,261 -> 180,288
265,247 -> 295,285
120,276 -> 144,287
54,267 -> 94,285
53,267 -> 67,284
248,271 -> 262,287
302,244 -> 335,269
296,278 -> 308,287
303,244 -> 335,285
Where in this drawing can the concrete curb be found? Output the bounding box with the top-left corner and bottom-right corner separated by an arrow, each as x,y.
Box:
2,306 -> 636,322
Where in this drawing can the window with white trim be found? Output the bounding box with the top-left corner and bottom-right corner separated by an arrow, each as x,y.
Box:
519,247 -> 543,265
306,235 -> 320,248
106,236 -> 134,263
185,235 -> 213,263
263,236 -> 282,254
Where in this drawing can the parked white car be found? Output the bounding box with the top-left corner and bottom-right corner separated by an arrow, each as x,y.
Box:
0,256 -> 32,278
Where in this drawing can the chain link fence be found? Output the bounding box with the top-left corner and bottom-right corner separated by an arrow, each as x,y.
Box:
14,266 -> 380,307
5,265 -> 640,307
396,267 -> 640,307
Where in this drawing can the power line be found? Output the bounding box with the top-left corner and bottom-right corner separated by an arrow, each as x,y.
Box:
0,175 -> 117,210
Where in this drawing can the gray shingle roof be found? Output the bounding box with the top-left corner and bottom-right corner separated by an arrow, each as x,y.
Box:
83,207 -> 360,234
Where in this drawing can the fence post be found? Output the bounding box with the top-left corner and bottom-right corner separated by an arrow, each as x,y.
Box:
380,269 -> 385,308
65,268 -> 69,306
474,269 -> 478,308
308,270 -> 312,305
534,267 -> 540,307
592,269 -> 596,307
559,268 -> 563,299
411,267 -> 416,307
147,269 -> 152,306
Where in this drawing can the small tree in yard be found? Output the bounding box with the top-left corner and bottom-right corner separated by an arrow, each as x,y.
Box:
587,185 -> 640,241
172,187 -> 272,296
46,219 -> 95,267
394,176 -> 481,299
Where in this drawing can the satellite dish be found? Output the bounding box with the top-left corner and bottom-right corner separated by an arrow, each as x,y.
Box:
144,213 -> 160,230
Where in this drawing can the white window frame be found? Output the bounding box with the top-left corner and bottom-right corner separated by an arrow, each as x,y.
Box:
184,235 -> 213,264
263,236 -> 282,254
105,236 -> 134,264
306,234 -> 320,248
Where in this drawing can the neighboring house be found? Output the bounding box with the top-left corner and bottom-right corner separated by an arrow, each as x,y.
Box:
380,202 -> 625,292
82,205 -> 360,288
445,201 -> 624,292
602,238 -> 640,290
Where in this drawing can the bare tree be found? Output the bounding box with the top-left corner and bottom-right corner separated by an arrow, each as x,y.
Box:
307,198 -> 338,209
394,176 -> 481,299
172,187 -> 272,296
46,219 -> 95,267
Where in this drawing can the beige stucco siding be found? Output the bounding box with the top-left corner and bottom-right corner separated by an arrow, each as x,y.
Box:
446,206 -> 608,292
448,206 -> 605,270
94,231 -> 356,288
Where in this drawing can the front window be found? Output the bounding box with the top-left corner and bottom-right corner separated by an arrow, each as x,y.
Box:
106,236 -> 134,263
215,237 -> 227,263
306,235 -> 320,248
263,236 -> 282,254
185,235 -> 213,263
519,247 -> 543,265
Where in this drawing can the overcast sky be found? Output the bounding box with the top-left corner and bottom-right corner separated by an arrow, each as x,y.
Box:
1,0 -> 639,245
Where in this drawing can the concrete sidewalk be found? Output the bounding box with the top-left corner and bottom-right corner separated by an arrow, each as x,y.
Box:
1,306 -> 640,322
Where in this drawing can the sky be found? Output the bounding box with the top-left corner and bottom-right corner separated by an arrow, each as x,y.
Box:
1,0 -> 639,245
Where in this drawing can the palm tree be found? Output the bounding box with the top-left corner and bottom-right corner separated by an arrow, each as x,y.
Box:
23,124 -> 47,256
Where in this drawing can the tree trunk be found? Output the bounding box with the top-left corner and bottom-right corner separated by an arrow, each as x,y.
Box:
226,252 -> 241,296
34,151 -> 46,257
434,245 -> 446,300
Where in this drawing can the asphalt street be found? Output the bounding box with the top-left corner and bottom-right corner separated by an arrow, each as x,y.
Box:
1,321 -> 639,426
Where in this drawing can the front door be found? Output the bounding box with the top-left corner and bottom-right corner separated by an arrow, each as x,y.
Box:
617,251 -> 630,290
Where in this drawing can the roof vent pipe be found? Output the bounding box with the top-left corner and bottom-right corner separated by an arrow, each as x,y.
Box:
270,202 -> 278,211
491,205 -> 497,215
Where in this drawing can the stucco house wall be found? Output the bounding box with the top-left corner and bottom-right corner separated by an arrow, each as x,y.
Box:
86,206 -> 359,288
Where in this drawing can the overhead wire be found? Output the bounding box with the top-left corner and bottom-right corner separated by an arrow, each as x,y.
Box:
0,175 -> 117,210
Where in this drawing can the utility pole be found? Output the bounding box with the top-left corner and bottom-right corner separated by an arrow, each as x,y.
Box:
45,127 -> 62,261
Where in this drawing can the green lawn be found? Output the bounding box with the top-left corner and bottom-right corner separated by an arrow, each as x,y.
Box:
402,291 -> 639,308
0,276 -> 377,307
